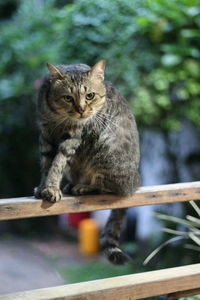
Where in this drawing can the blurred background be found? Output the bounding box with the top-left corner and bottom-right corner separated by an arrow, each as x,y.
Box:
0,0 -> 200,298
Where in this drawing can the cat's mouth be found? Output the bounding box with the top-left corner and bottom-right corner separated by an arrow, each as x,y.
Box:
68,110 -> 94,120
78,113 -> 92,120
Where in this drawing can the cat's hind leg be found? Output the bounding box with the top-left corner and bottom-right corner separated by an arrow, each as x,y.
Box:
100,208 -> 130,264
70,172 -> 112,195
71,184 -> 100,195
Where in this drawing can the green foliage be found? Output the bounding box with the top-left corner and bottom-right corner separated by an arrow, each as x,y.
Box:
60,260 -> 136,283
0,0 -> 200,196
144,201 -> 200,265
57,0 -> 200,130
181,297 -> 200,300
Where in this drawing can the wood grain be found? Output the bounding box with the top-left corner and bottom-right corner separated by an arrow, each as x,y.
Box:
1,263 -> 200,300
0,181 -> 200,220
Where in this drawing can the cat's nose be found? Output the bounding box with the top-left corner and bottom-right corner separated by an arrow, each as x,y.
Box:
77,106 -> 85,114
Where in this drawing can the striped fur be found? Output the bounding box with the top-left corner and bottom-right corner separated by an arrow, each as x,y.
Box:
34,60 -> 140,264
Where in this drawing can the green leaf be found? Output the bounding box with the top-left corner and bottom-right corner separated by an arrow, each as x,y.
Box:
161,54 -> 182,66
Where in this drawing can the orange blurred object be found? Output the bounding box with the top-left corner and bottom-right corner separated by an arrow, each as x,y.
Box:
78,218 -> 99,256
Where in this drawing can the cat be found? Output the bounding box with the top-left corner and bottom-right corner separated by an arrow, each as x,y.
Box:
34,60 -> 140,264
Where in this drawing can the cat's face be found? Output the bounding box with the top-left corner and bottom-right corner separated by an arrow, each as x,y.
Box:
47,61 -> 106,121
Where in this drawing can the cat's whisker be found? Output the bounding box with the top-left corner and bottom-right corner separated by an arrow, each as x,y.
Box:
99,112 -> 116,124
96,116 -> 109,131
95,115 -> 107,131
98,112 -> 119,129
94,119 -> 107,136
49,117 -> 69,137
95,114 -> 116,135
93,116 -> 103,131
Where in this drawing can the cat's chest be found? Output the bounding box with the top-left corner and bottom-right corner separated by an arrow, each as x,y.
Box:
74,128 -> 113,164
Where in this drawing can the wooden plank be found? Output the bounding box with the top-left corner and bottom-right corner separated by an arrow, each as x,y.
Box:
1,263 -> 200,300
0,181 -> 200,221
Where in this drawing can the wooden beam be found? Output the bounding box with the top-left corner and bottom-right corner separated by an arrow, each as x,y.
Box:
1,263 -> 200,300
0,181 -> 200,221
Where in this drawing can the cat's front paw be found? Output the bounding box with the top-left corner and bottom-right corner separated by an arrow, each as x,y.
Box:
41,186 -> 62,203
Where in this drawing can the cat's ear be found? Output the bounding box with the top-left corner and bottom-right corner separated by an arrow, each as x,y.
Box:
46,63 -> 64,80
90,60 -> 105,81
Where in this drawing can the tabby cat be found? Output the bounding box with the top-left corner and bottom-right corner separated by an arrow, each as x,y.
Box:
34,60 -> 140,264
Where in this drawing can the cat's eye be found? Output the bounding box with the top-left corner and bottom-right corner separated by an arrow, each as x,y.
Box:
63,95 -> 74,102
86,92 -> 95,100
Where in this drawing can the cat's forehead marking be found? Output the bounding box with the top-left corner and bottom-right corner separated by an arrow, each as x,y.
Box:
80,85 -> 86,95
70,74 -> 75,84
68,86 -> 73,93
55,79 -> 63,86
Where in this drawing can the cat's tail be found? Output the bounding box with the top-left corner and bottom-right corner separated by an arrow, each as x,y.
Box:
100,208 -> 130,264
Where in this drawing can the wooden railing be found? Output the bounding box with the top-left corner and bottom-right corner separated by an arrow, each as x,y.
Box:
0,181 -> 200,299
